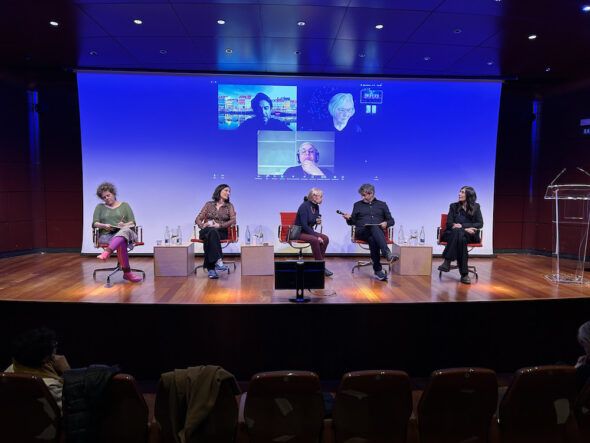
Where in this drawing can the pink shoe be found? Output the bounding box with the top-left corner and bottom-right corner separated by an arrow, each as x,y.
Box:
123,272 -> 142,283
97,250 -> 111,260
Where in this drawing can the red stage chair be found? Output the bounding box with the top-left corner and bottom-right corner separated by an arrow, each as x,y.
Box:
93,226 -> 145,287
243,370 -> 324,443
417,367 -> 497,443
351,225 -> 396,274
192,224 -> 239,274
0,372 -> 62,443
496,365 -> 578,443
332,370 -> 412,443
436,213 -> 482,280
278,211 -> 319,259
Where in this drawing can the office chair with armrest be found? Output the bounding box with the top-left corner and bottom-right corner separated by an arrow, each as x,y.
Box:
436,213 -> 482,280
278,211 -> 321,259
93,225 -> 145,287
351,225 -> 396,274
192,224 -> 239,274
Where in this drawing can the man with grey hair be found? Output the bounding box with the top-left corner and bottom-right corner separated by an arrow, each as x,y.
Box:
341,184 -> 396,281
576,320 -> 590,390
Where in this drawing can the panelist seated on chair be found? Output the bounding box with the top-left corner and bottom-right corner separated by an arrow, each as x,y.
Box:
340,183 -> 396,282
195,184 -> 237,280
294,188 -> 332,277
437,186 -> 483,285
93,182 -> 142,283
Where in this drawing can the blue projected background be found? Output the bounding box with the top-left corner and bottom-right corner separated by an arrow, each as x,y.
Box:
78,72 -> 501,255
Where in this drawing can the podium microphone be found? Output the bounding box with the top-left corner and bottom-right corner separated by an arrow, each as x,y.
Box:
549,167 -> 566,186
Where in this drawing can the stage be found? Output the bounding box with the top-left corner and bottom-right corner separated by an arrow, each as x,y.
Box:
1,252 -> 590,380
0,253 -> 589,304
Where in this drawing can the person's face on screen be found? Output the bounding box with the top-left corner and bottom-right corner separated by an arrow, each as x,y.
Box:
298,144 -> 318,164
220,187 -> 231,202
255,100 -> 272,124
361,190 -> 375,203
333,97 -> 355,128
458,188 -> 466,203
100,191 -> 116,206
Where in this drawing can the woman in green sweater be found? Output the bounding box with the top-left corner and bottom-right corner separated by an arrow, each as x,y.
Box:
93,182 -> 142,283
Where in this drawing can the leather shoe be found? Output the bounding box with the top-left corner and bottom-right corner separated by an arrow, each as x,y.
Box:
324,268 -> 334,277
460,274 -> 471,284
385,251 -> 399,263
438,260 -> 451,272
123,272 -> 142,283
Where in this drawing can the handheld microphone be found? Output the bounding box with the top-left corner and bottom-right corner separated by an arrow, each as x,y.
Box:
336,210 -> 344,215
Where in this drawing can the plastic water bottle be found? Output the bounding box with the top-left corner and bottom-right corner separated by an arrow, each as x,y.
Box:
177,225 -> 182,244
165,226 -> 170,246
245,226 -> 251,245
419,226 -> 425,245
398,225 -> 405,244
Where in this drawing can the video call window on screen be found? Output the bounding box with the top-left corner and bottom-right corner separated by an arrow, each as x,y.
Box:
218,84 -> 297,132
257,130 -> 336,179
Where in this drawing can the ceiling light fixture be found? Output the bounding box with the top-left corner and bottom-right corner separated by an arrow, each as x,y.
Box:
423,56 -> 431,61
487,61 -> 494,66
297,21 -> 306,27
375,24 -> 384,30
528,34 -> 537,40
545,66 -> 551,72
159,49 -> 168,55
359,53 -> 366,58
133,19 -> 143,25
582,5 -> 590,12
225,48 -> 233,54
89,50 -> 98,56
217,19 -> 226,25
49,21 -> 59,27
453,28 -> 462,34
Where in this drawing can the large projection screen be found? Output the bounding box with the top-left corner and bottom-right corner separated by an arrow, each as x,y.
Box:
78,72 -> 501,255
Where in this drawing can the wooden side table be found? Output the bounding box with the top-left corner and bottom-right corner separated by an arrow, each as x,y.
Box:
392,244 -> 433,276
241,244 -> 274,276
154,242 -> 195,277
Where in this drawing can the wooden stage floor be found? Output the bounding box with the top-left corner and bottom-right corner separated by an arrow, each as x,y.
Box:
1,253 -> 589,305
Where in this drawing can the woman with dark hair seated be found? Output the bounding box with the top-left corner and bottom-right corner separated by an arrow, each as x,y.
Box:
294,187 -> 332,276
93,182 -> 142,283
4,327 -> 70,410
195,184 -> 237,279
437,186 -> 483,284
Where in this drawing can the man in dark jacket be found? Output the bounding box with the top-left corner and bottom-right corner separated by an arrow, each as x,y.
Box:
341,183 -> 396,281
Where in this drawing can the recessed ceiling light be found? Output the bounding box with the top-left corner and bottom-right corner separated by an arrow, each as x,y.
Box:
528,34 -> 537,40
359,53 -> 366,58
133,19 -> 143,25
453,28 -> 462,34
545,66 -> 551,72
494,0 -> 502,2
423,56 -> 431,61
89,50 -> 98,56
297,21 -> 306,27
582,5 -> 590,12
375,24 -> 384,30
487,61 -> 494,66
49,21 -> 59,27
217,19 -> 226,25
159,49 -> 168,55
225,48 -> 233,54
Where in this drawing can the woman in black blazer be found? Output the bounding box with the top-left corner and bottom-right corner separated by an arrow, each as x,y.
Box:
437,186 -> 483,284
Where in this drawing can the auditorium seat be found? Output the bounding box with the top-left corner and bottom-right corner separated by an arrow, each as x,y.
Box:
0,372 -> 62,443
96,373 -> 150,443
496,365 -> 578,443
436,213 -> 482,280
93,225 -> 146,286
154,370 -> 240,443
416,367 -> 497,443
332,370 -> 412,443
350,225 -> 396,274
243,370 -> 324,443
575,378 -> 590,442
192,224 -> 239,274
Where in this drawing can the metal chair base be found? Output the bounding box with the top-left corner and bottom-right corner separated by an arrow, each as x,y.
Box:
439,264 -> 478,280
352,259 -> 391,274
93,264 -> 146,288
194,260 -> 237,275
